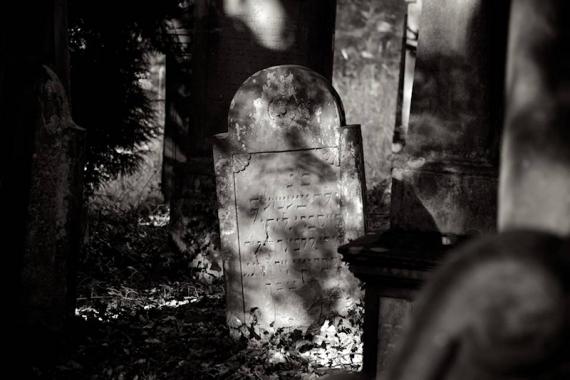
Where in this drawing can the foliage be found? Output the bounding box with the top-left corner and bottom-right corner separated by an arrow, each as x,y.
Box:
333,0 -> 405,220
234,309 -> 364,376
31,201 -> 363,379
169,175 -> 223,281
81,200 -> 193,289
68,0 -> 186,189
89,121 -> 165,215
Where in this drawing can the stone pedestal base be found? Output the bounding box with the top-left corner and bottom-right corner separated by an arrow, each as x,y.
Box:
339,230 -> 464,378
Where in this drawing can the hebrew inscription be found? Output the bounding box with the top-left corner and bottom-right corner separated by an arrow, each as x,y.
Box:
213,65 -> 365,334
234,149 -> 344,326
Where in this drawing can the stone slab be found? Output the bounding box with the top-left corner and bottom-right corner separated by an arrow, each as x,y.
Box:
390,0 -> 508,234
333,0 -> 407,231
213,65 -> 365,333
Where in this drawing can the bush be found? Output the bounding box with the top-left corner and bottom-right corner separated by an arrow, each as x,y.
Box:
68,0 -> 187,189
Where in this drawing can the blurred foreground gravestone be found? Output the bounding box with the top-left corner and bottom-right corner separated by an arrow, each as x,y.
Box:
385,231 -> 570,380
213,65 -> 365,335
390,0 -> 508,235
499,0 -> 570,236
2,63 -> 84,368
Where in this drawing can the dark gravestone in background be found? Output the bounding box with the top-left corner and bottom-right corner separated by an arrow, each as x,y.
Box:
2,2 -> 83,369
333,0 -> 407,232
165,0 -> 338,258
21,66 -> 84,335
391,0 -> 508,235
213,65 -> 365,334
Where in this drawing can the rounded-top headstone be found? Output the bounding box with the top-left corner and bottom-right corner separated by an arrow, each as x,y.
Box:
228,65 -> 345,152
214,64 -> 364,335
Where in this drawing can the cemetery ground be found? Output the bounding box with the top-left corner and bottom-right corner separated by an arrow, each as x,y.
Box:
33,194 -> 363,379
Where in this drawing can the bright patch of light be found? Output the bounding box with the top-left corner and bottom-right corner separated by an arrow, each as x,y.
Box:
223,0 -> 293,51
74,282 -> 211,322
142,296 -> 200,310
75,306 -> 120,321
138,206 -> 170,227
300,319 -> 363,369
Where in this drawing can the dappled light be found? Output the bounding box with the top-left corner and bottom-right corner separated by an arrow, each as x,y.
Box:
41,183 -> 363,378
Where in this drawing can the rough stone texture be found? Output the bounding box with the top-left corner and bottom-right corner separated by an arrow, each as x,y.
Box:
499,0 -> 570,236
20,65 -> 84,334
385,231 -> 570,380
333,0 -> 407,232
390,0 -> 509,235
391,162 -> 498,234
376,297 -> 413,379
338,230 -> 457,378
213,65 -> 365,334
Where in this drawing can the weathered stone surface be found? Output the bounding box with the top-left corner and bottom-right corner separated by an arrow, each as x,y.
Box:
390,0 -> 509,235
333,0 -> 407,232
2,3 -> 81,371
376,297 -> 412,379
213,65 -> 365,333
404,0 -> 503,160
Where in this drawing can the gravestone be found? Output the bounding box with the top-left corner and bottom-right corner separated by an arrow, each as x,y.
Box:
213,65 -> 365,334
21,65 -> 84,335
2,1 -> 83,370
391,0 -> 509,235
384,0 -> 508,373
333,0 -> 407,232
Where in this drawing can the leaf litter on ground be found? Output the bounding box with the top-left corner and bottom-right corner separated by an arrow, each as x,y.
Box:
37,200 -> 363,379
